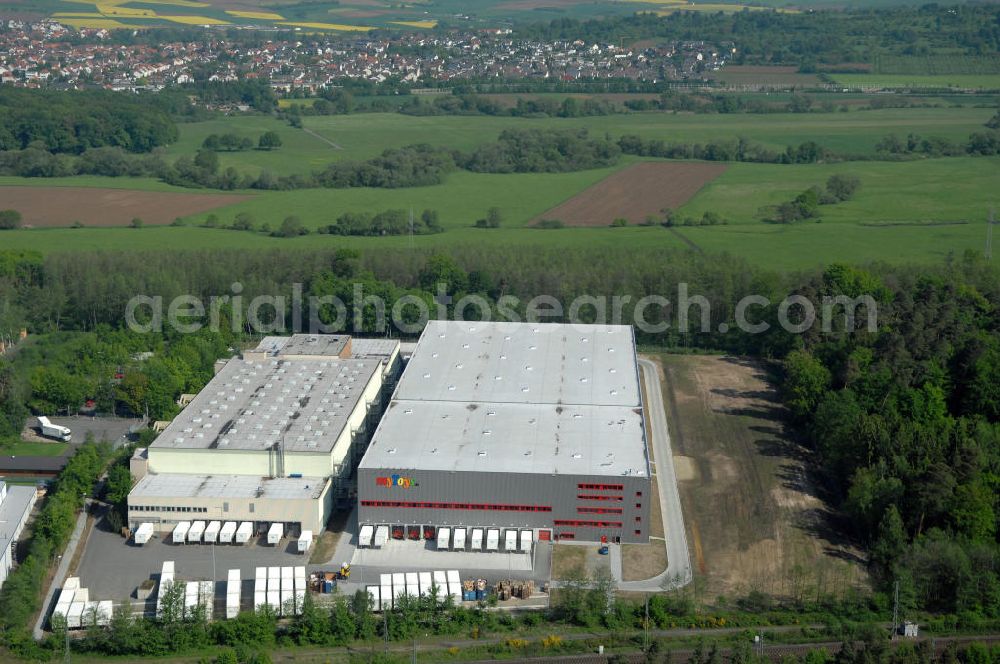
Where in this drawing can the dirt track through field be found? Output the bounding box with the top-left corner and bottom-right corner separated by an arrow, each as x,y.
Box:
0,186 -> 253,227
532,161 -> 727,227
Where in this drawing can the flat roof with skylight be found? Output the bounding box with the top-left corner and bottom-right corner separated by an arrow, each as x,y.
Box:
397,320 -> 640,406
360,321 -> 649,478
149,356 -> 380,454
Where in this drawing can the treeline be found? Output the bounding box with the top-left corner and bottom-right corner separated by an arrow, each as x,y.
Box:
758,174 -> 861,223
618,134 -> 830,164
399,93 -> 618,118
876,130 -> 1000,157
779,261 -> 1000,617
516,6 -> 1000,66
164,129 -> 619,190
0,441 -> 112,659
0,87 -> 177,154
317,208 -> 443,236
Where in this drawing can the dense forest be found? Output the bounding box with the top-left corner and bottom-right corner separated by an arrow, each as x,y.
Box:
516,6 -> 1000,66
0,88 -> 178,154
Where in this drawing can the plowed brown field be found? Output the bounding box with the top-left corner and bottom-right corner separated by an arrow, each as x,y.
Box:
0,186 -> 252,227
532,162 -> 727,227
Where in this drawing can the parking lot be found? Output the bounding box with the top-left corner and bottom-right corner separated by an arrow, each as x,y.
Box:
75,517 -> 311,610
26,415 -> 142,448
74,506 -> 553,614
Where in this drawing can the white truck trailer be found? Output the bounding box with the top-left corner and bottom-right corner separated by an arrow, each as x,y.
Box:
218,521 -> 237,544
235,521 -> 253,544
37,416 -> 71,442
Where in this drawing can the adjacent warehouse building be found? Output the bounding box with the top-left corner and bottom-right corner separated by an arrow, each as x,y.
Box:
357,321 -> 651,545
0,480 -> 37,590
128,334 -> 400,536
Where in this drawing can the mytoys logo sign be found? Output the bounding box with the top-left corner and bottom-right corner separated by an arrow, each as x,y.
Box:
376,475 -> 414,489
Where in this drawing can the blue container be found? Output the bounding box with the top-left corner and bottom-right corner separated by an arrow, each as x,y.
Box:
324,579 -> 335,593
289,473 -> 303,478
462,590 -> 476,601
476,589 -> 486,600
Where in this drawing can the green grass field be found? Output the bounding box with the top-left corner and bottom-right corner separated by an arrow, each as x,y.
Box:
165,106 -> 993,178
2,104 -> 997,271
0,440 -> 70,457
830,73 -> 1000,90
681,158 -> 999,225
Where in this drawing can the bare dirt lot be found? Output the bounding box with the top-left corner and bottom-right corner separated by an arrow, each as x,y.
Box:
0,186 -> 252,227
659,354 -> 867,601
532,162 -> 727,227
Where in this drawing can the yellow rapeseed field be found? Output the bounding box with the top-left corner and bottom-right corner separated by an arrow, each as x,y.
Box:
276,21 -> 374,31
225,10 -> 285,20
391,20 -> 438,28
161,15 -> 232,24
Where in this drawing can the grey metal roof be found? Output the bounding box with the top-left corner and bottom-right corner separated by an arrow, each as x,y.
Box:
254,334 -> 351,358
129,473 -> 328,501
149,356 -> 380,454
360,400 -> 648,476
360,321 -> 648,477
350,338 -> 401,359
0,484 -> 36,558
396,321 -> 640,406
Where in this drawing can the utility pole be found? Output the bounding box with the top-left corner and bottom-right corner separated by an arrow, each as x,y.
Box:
986,207 -> 995,260
892,580 -> 900,640
643,595 -> 649,653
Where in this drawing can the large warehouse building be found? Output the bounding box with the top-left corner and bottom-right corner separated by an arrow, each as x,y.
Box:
128,334 -> 400,536
357,321 -> 651,545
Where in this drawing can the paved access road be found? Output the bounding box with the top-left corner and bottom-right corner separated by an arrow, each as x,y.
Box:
616,358 -> 692,592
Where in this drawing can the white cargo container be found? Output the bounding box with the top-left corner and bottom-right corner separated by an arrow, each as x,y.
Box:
504,529 -> 518,552
392,572 -> 406,601
446,569 -> 462,604
172,521 -> 191,544
254,590 -> 267,611
95,601 -> 112,627
366,586 -> 379,612
280,588 -> 292,615
436,527 -> 451,550
452,527 -> 466,550
297,530 -> 312,553
373,525 -> 389,548
519,530 -> 533,553
379,573 -> 392,587
204,521 -> 222,544
358,524 -> 374,548
281,576 -> 291,592
433,571 -> 447,598
64,577 -> 80,591
184,582 -> 198,616
266,590 -> 280,613
67,602 -> 85,629
379,584 -> 392,611
281,566 -> 293,581
405,572 -> 419,598
187,520 -> 206,543
219,521 -> 238,544
485,528 -> 500,551
133,522 -> 154,545
226,594 -> 240,620
418,572 -> 432,597
235,521 -> 253,544
294,566 -> 306,580
266,523 -> 283,545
